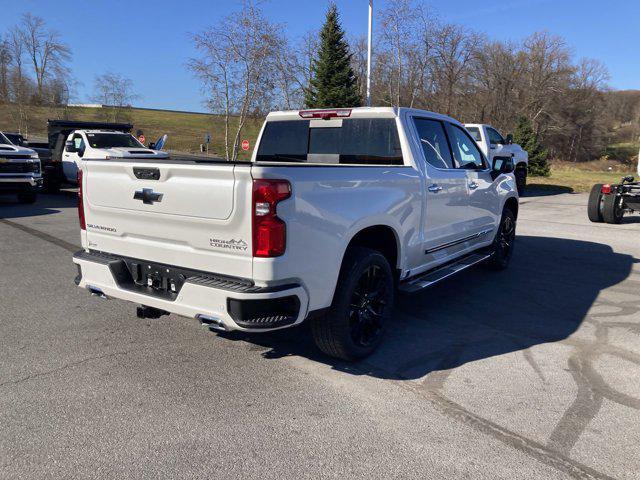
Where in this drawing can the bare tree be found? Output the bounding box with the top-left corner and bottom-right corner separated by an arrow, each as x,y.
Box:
431,23 -> 481,117
189,1 -> 281,160
17,13 -> 71,104
468,38 -> 521,129
376,0 -> 436,108
0,37 -> 11,103
5,27 -> 33,134
517,32 -> 573,135
273,34 -> 304,110
296,31 -> 319,93
7,27 -> 26,100
548,58 -> 610,162
92,72 -> 139,122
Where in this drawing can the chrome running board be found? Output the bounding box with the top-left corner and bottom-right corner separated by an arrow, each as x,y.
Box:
399,252 -> 491,293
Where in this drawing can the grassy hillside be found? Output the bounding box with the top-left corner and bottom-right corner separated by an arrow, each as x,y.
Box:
1,103 -> 637,192
530,162 -> 636,193
0,104 -> 264,160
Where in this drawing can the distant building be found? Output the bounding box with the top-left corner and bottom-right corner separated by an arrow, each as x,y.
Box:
67,103 -> 103,108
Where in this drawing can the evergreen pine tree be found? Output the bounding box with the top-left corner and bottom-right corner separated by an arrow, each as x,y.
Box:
305,4 -> 361,108
513,116 -> 550,177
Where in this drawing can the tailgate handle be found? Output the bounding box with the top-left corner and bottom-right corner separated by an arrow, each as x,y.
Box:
133,167 -> 160,180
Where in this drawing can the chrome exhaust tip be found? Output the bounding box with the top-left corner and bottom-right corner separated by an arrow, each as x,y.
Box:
87,285 -> 107,299
197,314 -> 228,331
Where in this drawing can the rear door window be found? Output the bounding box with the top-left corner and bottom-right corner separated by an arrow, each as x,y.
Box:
256,118 -> 403,165
412,118 -> 454,169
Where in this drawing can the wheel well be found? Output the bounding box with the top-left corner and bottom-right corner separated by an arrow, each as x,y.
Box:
346,225 -> 399,271
504,197 -> 519,219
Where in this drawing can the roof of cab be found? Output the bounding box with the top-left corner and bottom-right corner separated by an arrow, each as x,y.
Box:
266,106 -> 463,126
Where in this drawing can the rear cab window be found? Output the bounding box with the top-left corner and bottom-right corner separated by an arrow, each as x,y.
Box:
466,127 -> 481,142
256,117 -> 403,165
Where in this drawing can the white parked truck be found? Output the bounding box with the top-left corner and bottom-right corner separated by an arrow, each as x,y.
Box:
0,131 -> 43,203
73,107 -> 519,360
465,124 -> 528,195
61,129 -> 169,185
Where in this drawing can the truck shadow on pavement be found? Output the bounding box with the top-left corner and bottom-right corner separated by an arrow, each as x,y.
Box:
522,185 -> 574,196
223,235 -> 637,381
0,191 -> 78,219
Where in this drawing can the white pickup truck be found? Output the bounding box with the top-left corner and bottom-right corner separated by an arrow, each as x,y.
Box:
0,132 -> 43,203
73,107 -> 519,360
465,124 -> 528,195
62,129 -> 168,184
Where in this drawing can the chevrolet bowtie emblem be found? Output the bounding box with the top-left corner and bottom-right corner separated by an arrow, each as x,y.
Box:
133,188 -> 163,205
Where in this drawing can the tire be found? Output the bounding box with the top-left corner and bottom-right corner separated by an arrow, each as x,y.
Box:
587,184 -> 604,223
515,165 -> 527,196
311,247 -> 395,361
602,193 -> 624,224
486,207 -> 516,270
17,192 -> 37,204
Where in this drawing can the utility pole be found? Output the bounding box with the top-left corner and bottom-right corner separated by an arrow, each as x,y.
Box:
366,0 -> 373,107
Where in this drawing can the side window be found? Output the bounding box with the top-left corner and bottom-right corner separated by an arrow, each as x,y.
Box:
486,127 -> 504,146
72,135 -> 83,150
445,123 -> 486,169
71,134 -> 86,155
412,118 -> 454,169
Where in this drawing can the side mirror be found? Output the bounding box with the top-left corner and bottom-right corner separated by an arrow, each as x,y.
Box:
65,141 -> 77,153
148,142 -> 156,149
505,134 -> 513,145
491,156 -> 514,181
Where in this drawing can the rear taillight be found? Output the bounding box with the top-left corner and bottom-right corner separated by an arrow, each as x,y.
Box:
601,184 -> 612,194
77,169 -> 86,230
252,179 -> 291,257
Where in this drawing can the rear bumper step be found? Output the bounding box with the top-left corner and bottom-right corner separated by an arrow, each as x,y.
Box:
73,250 -> 309,332
399,252 -> 491,293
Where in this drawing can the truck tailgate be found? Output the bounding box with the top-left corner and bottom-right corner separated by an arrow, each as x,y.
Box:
82,160 -> 254,278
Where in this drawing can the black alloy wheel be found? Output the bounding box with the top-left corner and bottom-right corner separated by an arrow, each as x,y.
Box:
348,264 -> 389,348
311,247 -> 394,361
486,207 -> 516,270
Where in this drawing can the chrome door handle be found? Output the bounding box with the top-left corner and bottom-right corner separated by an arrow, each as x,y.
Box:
428,184 -> 443,193
469,182 -> 479,190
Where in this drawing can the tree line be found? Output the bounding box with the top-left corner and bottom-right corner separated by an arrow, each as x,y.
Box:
0,14 -> 72,133
189,0 -> 638,164
0,14 -> 139,133
1,4 -> 636,164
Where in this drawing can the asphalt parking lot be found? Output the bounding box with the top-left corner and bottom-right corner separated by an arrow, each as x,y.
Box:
1,191 -> 639,479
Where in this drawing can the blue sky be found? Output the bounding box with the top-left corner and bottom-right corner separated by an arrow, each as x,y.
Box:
1,0 -> 637,111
